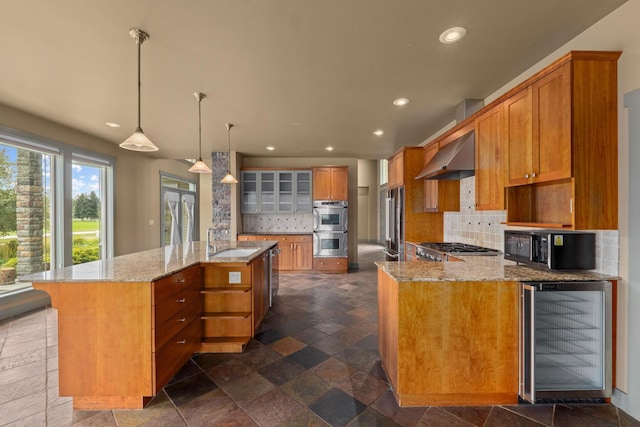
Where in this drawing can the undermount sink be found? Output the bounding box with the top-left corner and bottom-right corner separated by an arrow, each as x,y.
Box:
209,247 -> 261,258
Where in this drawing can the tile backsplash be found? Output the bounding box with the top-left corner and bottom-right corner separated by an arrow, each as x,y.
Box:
444,176 -> 619,275
243,213 -> 314,233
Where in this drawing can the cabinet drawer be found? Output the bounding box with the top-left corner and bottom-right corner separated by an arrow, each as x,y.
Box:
155,297 -> 203,350
154,266 -> 201,304
155,317 -> 201,392
294,235 -> 312,243
313,257 -> 348,273
155,281 -> 202,325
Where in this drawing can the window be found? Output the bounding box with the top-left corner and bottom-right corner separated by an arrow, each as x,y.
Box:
380,159 -> 388,185
0,126 -> 114,301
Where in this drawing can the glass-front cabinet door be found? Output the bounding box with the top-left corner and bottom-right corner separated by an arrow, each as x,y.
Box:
294,171 -> 312,212
259,172 -> 276,213
242,170 -> 312,214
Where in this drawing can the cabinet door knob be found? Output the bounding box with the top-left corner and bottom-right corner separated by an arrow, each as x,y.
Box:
176,298 -> 186,303
524,174 -> 529,179
177,317 -> 186,322
177,278 -> 186,284
177,339 -> 186,345
532,172 -> 537,177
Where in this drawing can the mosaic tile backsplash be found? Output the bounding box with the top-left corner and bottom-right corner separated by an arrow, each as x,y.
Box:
243,213 -> 314,233
444,176 -> 619,275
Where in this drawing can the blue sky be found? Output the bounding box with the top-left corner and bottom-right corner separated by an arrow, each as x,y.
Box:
1,145 -> 100,197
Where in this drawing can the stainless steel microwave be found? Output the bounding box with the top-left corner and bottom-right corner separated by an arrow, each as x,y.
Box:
504,230 -> 596,270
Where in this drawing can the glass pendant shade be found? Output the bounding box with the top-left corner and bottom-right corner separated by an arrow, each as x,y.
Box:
221,173 -> 238,184
221,123 -> 238,184
120,28 -> 159,152
189,159 -> 212,173
188,92 -> 212,174
120,127 -> 158,151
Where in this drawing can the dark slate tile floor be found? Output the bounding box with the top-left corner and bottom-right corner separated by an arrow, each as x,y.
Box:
1,243 -> 639,426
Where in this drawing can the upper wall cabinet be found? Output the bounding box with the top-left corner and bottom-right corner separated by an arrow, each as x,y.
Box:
277,171 -> 312,213
475,104 -> 506,210
387,153 -> 404,189
506,64 -> 572,187
313,167 -> 348,201
504,51 -> 620,229
241,171 -> 276,214
241,170 -> 312,214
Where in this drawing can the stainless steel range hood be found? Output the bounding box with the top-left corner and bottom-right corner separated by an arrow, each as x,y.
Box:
415,131 -> 475,180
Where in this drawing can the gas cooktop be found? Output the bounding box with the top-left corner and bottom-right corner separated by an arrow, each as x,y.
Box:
418,242 -> 501,255
415,242 -> 500,261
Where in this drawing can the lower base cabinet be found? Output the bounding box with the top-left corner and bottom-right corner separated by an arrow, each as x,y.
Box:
377,268 -> 519,406
200,254 -> 269,353
313,257 -> 348,273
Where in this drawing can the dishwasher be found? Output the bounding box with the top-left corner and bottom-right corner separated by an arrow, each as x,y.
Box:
519,281 -> 612,403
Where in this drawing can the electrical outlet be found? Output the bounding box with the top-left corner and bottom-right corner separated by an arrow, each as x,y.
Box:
229,271 -> 241,284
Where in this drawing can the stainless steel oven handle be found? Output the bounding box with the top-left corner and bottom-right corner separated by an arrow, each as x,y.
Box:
382,249 -> 398,258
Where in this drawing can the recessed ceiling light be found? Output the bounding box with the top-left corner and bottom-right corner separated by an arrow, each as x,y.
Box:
439,27 -> 467,44
105,122 -> 121,128
325,146 -> 334,151
266,146 -> 275,151
393,98 -> 409,106
373,129 -> 384,136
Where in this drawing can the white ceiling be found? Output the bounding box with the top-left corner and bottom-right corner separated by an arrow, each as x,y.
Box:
0,0 -> 627,161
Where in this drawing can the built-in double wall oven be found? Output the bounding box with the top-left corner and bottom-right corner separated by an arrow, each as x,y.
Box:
313,200 -> 348,257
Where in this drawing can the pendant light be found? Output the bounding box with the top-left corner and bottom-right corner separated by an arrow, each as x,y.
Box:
188,92 -> 212,173
120,28 -> 159,152
220,123 -> 238,184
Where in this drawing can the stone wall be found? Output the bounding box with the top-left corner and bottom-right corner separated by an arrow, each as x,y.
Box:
16,150 -> 44,275
209,152 -> 231,241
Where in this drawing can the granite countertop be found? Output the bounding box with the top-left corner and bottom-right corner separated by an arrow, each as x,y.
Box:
19,240 -> 278,284
376,256 -> 620,283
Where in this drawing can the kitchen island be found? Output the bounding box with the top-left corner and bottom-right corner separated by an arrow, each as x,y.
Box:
20,240 -> 277,410
376,256 -> 618,407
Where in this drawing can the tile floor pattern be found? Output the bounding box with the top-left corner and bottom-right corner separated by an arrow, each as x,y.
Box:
1,243 -> 639,426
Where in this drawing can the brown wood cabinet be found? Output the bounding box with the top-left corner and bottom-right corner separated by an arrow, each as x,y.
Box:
33,265 -> 203,410
506,64 -> 572,187
240,234 -> 312,271
475,104 -> 506,210
377,268 -> 519,406
313,166 -> 348,200
504,52 -> 620,229
387,146 -> 445,245
200,255 -> 268,353
388,153 -> 404,189
312,257 -> 348,273
422,143 -> 460,212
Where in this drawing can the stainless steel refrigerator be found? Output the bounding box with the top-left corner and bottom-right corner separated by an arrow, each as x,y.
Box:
383,187 -> 404,261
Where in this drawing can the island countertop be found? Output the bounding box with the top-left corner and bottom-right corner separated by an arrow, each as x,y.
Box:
375,256 -> 620,282
19,240 -> 278,283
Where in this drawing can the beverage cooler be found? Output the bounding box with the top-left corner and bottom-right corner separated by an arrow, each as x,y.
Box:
519,281 -> 612,403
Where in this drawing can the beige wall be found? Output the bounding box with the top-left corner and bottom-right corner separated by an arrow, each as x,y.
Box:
0,102 -> 198,256
357,159 -> 379,242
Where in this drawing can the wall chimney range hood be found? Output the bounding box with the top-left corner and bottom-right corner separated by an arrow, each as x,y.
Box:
415,131 -> 475,180
415,99 -> 483,181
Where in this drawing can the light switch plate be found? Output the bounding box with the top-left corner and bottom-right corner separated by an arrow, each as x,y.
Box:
229,271 -> 241,284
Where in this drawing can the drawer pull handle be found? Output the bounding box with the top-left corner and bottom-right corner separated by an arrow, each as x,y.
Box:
177,339 -> 186,345
176,298 -> 186,303
177,278 -> 186,284
177,317 -> 186,322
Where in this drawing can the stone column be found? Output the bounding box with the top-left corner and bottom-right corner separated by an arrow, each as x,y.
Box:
16,150 -> 44,275
209,151 -> 231,241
